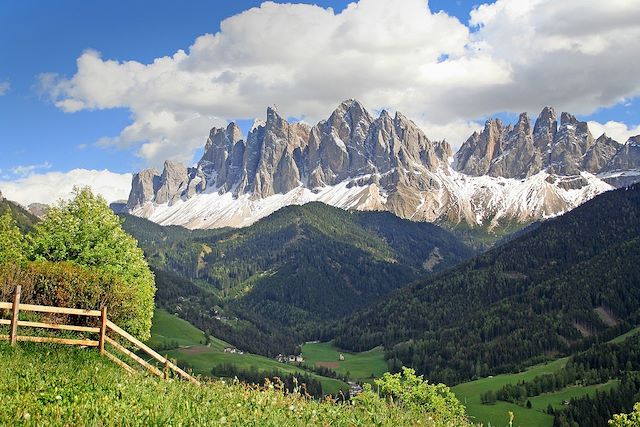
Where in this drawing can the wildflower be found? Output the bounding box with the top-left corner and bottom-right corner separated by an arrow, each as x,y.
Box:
23,413 -> 31,421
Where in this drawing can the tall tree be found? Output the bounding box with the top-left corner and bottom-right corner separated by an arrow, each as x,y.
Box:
28,188 -> 155,339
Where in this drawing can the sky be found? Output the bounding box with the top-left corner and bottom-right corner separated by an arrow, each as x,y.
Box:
1,0 -> 639,205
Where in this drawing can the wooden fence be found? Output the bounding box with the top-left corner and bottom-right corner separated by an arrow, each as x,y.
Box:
0,285 -> 199,384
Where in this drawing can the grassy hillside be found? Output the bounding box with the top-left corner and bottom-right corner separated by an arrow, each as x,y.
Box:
452,328 -> 640,426
453,358 -> 619,427
146,308 -> 228,350
302,341 -> 387,381
453,358 -> 567,426
146,309 -> 348,395
334,183 -> 640,384
0,342 -> 460,426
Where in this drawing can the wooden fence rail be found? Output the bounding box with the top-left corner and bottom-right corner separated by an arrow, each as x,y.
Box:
0,285 -> 199,384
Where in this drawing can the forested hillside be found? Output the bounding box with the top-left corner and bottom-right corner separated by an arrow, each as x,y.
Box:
122,202 -> 473,355
332,184 -> 640,384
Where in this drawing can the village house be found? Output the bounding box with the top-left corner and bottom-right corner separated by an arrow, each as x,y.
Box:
276,354 -> 304,363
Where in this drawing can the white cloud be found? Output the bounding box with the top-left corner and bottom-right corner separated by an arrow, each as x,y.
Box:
40,0 -> 640,167
8,161 -> 52,178
0,169 -> 132,206
419,120 -> 484,153
588,121 -> 640,144
0,80 -> 9,96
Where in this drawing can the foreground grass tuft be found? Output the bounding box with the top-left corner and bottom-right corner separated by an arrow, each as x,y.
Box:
0,343 -> 471,426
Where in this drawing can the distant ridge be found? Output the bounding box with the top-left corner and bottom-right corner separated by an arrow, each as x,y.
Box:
127,100 -> 640,232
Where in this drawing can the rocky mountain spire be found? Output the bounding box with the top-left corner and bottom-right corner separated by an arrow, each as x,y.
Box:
126,101 -> 639,231
454,106 -> 627,179
606,135 -> 640,172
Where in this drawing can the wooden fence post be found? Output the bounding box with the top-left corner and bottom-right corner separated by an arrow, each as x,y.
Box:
10,285 -> 21,346
99,306 -> 107,355
164,359 -> 170,380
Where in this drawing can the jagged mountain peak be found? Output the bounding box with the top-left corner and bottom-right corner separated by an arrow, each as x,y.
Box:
127,101 -> 640,232
628,135 -> 640,146
560,111 -> 578,126
454,106 -> 624,178
514,111 -> 531,130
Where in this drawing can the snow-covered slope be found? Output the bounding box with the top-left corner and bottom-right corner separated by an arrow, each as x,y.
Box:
131,167 -> 613,231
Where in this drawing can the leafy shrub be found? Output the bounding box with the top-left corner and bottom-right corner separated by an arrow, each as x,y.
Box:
374,367 -> 468,425
0,260 -> 136,329
24,188 -> 155,340
609,402 -> 640,426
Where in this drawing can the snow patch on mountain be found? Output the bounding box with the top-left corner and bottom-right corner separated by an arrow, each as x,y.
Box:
131,167 -> 613,231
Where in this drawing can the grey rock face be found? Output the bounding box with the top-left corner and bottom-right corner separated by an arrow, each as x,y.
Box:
154,161 -> 189,205
127,99 -> 451,211
488,113 -> 542,178
454,119 -> 506,176
127,168 -> 161,208
454,107 -> 631,179
582,134 -> 619,173
606,136 -> 640,171
28,203 -> 49,218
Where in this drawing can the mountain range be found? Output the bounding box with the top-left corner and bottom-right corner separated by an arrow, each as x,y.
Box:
126,100 -> 640,233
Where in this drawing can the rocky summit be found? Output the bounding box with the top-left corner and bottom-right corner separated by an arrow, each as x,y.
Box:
454,107 -> 637,179
127,100 -> 640,232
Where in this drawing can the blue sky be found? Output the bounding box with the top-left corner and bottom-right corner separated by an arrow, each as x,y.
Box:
1,0 -> 639,201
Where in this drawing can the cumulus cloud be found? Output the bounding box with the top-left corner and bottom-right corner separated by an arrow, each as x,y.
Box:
40,0 -> 640,167
0,80 -> 10,96
7,161 -> 52,178
0,169 -> 132,206
588,121 -> 640,144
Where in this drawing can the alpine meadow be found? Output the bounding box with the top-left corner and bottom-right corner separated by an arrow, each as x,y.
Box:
2,1 -> 640,426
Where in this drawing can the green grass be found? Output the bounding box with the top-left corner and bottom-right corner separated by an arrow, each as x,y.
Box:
608,326 -> 640,344
166,346 -> 348,396
301,341 -> 388,381
146,308 -> 229,350
146,310 -> 348,395
529,380 -> 619,410
0,342 -> 453,426
451,327 -> 640,426
452,358 -> 568,427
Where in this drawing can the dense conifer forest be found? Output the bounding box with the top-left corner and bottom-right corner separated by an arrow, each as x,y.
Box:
332,184 -> 640,384
121,202 -> 473,355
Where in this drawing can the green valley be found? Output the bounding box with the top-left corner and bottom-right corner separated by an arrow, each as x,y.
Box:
302,341 -> 387,381
121,202 -> 474,357
146,309 -> 349,396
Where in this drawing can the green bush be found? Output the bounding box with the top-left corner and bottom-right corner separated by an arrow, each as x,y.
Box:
26,188 -> 155,340
0,260 -> 135,329
374,367 -> 469,425
609,402 -> 640,426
